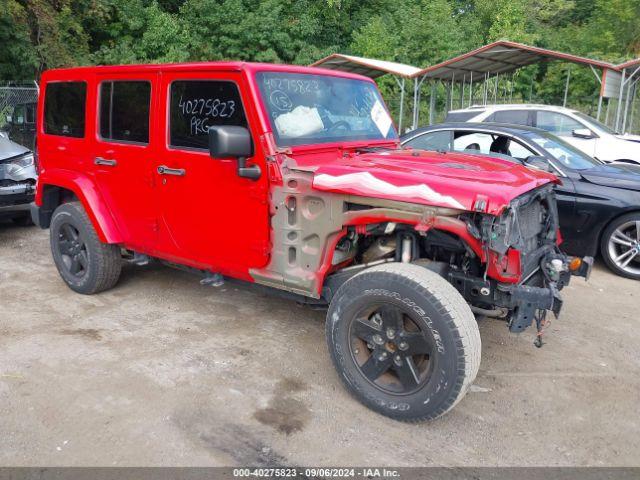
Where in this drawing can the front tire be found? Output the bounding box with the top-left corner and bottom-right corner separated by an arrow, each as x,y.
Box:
326,262 -> 481,422
601,213 -> 640,280
50,201 -> 122,294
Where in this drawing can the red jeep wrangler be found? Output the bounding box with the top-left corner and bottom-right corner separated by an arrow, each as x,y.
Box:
32,62 -> 591,421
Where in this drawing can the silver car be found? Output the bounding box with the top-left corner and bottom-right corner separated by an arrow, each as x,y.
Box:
0,131 -> 37,225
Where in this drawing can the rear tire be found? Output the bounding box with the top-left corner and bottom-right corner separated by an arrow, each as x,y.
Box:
601,212 -> 640,280
325,262 -> 481,421
50,201 -> 122,294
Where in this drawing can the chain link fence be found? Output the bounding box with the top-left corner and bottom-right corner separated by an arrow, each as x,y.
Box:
0,82 -> 39,129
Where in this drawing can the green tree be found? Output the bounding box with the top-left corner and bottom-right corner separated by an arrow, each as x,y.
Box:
0,0 -> 38,79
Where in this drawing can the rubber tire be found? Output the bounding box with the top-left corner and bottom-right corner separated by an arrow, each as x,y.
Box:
50,201 -> 122,294
600,212 -> 640,280
12,213 -> 33,226
326,262 -> 481,422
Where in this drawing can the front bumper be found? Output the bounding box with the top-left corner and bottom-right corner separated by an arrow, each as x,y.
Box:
0,183 -> 35,216
501,255 -> 593,333
449,254 -> 593,333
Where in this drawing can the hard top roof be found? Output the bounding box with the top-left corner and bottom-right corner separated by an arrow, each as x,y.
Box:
40,61 -> 375,82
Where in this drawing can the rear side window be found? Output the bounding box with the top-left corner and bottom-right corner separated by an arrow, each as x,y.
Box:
445,111 -> 479,122
100,81 -> 151,144
404,131 -> 452,151
169,80 -> 247,150
489,110 -> 530,125
44,82 -> 87,138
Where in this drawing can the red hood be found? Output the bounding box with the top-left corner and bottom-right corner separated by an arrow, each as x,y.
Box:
304,149 -> 557,215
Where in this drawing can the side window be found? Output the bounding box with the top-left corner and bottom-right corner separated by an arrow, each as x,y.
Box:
444,111 -> 479,122
169,80 -> 247,150
100,81 -> 151,144
453,132 -> 494,153
536,111 -> 583,135
404,131 -> 451,151
13,105 -> 25,124
44,82 -> 87,138
491,110 -> 530,125
506,139 -> 536,160
26,104 -> 36,124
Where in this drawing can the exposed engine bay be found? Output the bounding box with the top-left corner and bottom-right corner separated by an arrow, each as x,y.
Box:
324,184 -> 591,341
250,166 -> 591,346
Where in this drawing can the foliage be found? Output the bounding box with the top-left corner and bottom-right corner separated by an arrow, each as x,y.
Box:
1,0 -> 638,124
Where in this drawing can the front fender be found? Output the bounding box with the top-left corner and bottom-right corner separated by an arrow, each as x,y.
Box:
36,169 -> 123,244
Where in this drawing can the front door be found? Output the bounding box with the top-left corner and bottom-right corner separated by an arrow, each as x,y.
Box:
155,72 -> 270,277
534,110 -> 597,157
92,74 -> 159,252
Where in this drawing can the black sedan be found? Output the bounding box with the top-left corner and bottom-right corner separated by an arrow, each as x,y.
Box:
401,122 -> 640,280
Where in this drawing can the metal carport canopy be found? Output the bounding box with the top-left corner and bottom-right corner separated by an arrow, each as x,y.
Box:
310,53 -> 422,79
414,40 -> 615,81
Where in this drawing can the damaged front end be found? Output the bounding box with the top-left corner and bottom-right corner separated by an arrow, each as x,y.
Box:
453,184 -> 592,345
0,151 -> 37,216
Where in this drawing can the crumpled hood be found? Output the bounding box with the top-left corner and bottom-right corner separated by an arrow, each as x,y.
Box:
580,163 -> 640,192
309,149 -> 557,215
0,134 -> 29,161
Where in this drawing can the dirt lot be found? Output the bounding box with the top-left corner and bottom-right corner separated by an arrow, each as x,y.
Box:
0,221 -> 638,467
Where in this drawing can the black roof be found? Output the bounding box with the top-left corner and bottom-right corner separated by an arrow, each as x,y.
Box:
400,122 -> 547,141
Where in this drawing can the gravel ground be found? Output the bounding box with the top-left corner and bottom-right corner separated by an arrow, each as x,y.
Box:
0,221 -> 638,467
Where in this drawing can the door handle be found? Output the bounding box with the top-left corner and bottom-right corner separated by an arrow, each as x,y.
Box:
95,157 -> 117,167
157,165 -> 186,176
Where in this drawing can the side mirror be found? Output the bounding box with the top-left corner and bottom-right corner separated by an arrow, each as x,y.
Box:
208,126 -> 261,181
572,128 -> 595,139
5,115 -> 12,124
525,155 -> 553,172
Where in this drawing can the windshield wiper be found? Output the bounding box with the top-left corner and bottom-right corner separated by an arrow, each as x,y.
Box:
354,146 -> 398,154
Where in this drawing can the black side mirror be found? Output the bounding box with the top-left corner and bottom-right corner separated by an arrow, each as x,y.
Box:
208,126 -> 261,181
524,155 -> 553,172
572,128 -> 595,139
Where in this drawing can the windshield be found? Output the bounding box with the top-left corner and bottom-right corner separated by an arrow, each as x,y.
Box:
256,72 -> 398,147
523,131 -> 600,170
573,111 -> 617,135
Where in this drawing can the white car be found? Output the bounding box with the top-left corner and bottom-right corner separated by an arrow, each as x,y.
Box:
446,104 -> 640,165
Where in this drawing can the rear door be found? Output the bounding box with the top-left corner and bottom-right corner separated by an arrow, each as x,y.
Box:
40,80 -> 90,182
92,74 -> 159,251
155,71 -> 270,275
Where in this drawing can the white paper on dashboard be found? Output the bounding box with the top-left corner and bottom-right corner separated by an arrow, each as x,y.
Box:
370,100 -> 392,137
274,106 -> 324,138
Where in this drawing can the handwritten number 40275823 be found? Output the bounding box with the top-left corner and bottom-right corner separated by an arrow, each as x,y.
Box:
178,96 -> 236,119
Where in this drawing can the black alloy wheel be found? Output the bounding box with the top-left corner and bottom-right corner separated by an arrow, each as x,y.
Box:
56,222 -> 89,279
349,303 -> 435,395
49,201 -> 122,294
